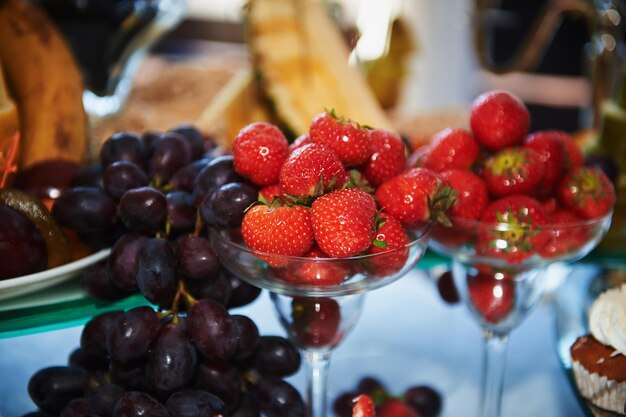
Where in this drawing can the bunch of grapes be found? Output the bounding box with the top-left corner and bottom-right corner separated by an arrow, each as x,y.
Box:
21,125 -> 306,416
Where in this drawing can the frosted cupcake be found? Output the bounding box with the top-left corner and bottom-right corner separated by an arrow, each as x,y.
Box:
570,284 -> 626,413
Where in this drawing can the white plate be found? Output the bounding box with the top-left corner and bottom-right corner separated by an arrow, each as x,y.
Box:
0,249 -> 111,302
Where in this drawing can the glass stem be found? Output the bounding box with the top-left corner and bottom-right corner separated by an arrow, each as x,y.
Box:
480,329 -> 509,417
302,350 -> 332,417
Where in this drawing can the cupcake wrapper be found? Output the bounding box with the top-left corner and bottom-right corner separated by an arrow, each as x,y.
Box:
572,360 -> 626,414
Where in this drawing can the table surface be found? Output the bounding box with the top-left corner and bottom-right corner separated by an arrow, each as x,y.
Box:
0,266 -> 587,417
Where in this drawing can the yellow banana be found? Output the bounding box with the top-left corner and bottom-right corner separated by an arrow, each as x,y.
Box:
0,56 -> 20,187
0,0 -> 87,169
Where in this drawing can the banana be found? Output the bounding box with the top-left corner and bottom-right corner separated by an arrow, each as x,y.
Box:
0,56 -> 20,187
0,0 -> 87,169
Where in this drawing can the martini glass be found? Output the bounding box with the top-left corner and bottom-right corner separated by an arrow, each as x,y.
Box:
428,212 -> 612,417
210,225 -> 431,417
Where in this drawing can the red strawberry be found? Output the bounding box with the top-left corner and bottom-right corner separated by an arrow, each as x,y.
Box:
440,169 -> 488,220
478,195 -> 549,264
470,90 -> 530,151
258,183 -> 283,203
421,128 -> 480,172
375,167 -> 455,228
366,212 -> 409,276
311,188 -> 377,258
361,129 -> 407,186
233,122 -> 290,186
309,110 -> 372,166
482,147 -> 544,197
241,203 -> 313,264
279,143 -> 348,198
540,209 -> 589,258
352,395 -> 376,417
468,268 -> 515,324
291,297 -> 341,348
524,131 -> 566,196
378,399 -> 420,417
290,132 -> 313,152
282,245 -> 349,286
558,166 -> 615,218
550,130 -> 583,170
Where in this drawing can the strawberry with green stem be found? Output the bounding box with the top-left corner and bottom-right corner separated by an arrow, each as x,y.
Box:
557,166 -> 615,219
421,128 -> 480,173
361,129 -> 407,186
365,212 -> 409,276
482,147 -> 544,197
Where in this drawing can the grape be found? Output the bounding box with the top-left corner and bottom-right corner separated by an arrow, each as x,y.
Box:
109,358 -> 146,391
199,182 -> 258,230
184,269 -> 232,306
187,298 -> 238,362
137,237 -> 178,307
52,187 -> 118,233
71,163 -> 104,188
175,235 -> 220,280
230,393 -> 261,417
20,412 -> 54,417
112,391 -> 169,417
68,347 -> 109,374
148,132 -> 193,183
403,385 -> 443,417
166,191 -> 196,237
357,376 -> 385,394
108,233 -> 147,291
232,314 -> 260,363
106,306 -> 161,363
141,131 -> 162,161
100,132 -> 145,168
226,271 -> 262,309
14,160 -> 80,203
81,311 -> 124,359
193,155 -> 243,203
252,336 -> 301,377
195,361 -> 241,411
437,270 -> 460,304
103,161 -> 149,200
87,383 -> 124,417
117,186 -> 167,234
27,366 -> 90,414
78,226 -> 125,250
0,205 -> 47,280
60,397 -> 91,417
169,158 -> 213,192
333,392 -> 357,417
252,376 -> 306,417
165,389 -> 224,417
169,124 -> 206,160
80,261 -> 130,301
145,323 -> 198,401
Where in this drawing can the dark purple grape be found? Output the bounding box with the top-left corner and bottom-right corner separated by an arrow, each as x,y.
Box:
187,299 -> 238,362
176,235 -> 220,280
142,131 -> 163,161
230,393 -> 261,417
193,155 -> 243,204
356,376 -> 386,394
68,348 -> 109,374
252,336 -> 301,378
109,359 -> 145,391
100,132 -> 145,168
52,187 -> 118,233
20,411 -> 54,417
166,191 -> 196,236
227,272 -> 262,309
195,361 -> 241,411
77,226 -> 125,250
437,270 -> 460,304
252,376 -> 306,417
169,124 -> 205,160
117,186 -> 167,234
27,366 -> 90,414
232,315 -> 260,363
106,306 -> 161,363
108,233 -> 147,291
14,160 -> 80,203
0,205 -> 47,280
81,311 -> 124,359
113,391 -> 169,417
71,163 -> 104,188
103,161 -> 149,200
200,182 -> 258,230
584,153 -> 619,185
137,237 -> 178,308
165,389 -> 224,417
80,261 -> 131,301
403,385 -> 443,417
184,269 -> 232,306
169,158 -> 213,192
145,323 -> 198,401
60,397 -> 91,417
333,392 -> 357,417
87,383 -> 124,417
149,132 -> 192,183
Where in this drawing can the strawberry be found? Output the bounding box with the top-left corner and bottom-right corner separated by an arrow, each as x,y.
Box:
421,128 -> 480,172
539,209 -> 589,258
482,147 -> 544,197
478,195 -> 549,264
378,399 -> 420,417
375,167 -> 456,228
241,203 -> 313,264
470,90 -> 530,151
557,166 -> 615,218
233,122 -> 290,186
290,132 -> 313,152
550,130 -> 583,170
311,188 -> 377,258
440,169 -> 488,220
361,129 -> 407,186
309,110 -> 372,166
352,395 -> 376,417
282,245 -> 349,286
524,131 -> 566,196
365,212 -> 409,276
279,143 -> 348,199
291,297 -> 341,348
258,183 -> 283,203
468,267 -> 515,324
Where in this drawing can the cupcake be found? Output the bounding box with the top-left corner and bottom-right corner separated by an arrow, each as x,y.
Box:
570,284 -> 626,414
